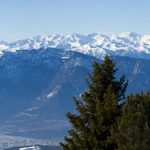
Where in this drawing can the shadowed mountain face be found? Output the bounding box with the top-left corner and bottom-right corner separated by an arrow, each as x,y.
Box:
0,48 -> 150,140
114,56 -> 150,93
0,48 -> 94,139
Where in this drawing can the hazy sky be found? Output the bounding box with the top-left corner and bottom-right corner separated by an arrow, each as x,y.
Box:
0,0 -> 150,41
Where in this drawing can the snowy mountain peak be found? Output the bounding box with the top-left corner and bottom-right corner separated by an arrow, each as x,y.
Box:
119,32 -> 140,38
1,32 -> 150,59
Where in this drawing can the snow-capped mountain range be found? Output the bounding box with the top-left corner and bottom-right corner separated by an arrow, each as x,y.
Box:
2,32 -> 150,148
0,32 -> 150,59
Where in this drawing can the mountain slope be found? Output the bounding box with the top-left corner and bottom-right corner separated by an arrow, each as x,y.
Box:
0,48 -> 150,141
0,48 -> 94,139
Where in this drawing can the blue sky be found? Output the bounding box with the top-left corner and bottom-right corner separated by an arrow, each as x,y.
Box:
0,0 -> 150,41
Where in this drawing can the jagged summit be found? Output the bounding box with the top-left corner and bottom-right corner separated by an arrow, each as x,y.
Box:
1,32 -> 150,59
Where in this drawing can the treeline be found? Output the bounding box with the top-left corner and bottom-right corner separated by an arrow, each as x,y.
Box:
60,56 -> 150,150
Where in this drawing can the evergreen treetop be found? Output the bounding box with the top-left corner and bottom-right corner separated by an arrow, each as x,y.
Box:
117,92 -> 150,150
60,55 -> 128,150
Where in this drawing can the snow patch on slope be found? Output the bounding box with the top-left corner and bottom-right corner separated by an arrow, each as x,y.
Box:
19,146 -> 40,150
47,91 -> 58,99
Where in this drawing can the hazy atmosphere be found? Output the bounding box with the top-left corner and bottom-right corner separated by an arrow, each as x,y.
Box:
0,0 -> 150,149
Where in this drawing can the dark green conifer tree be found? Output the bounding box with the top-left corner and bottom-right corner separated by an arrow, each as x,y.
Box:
117,92 -> 150,150
60,55 -> 128,150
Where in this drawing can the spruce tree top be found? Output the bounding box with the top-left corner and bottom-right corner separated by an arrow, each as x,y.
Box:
61,55 -> 128,150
